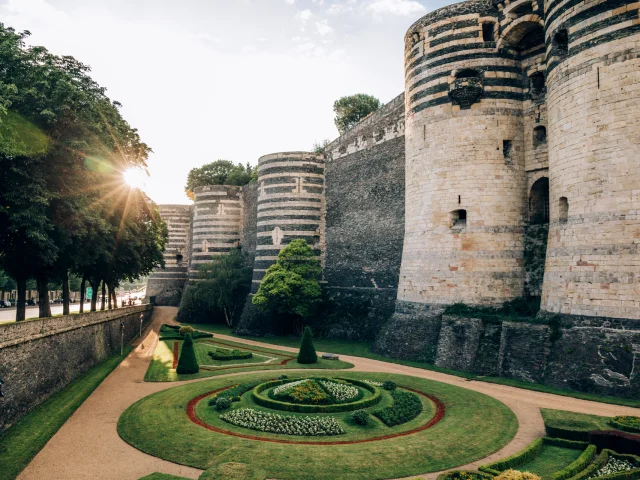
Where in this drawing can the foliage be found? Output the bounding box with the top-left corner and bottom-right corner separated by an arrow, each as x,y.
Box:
437,471 -> 494,480
208,382 -> 261,404
215,397 -> 232,411
588,431 -> 640,456
179,326 -> 195,336
587,458 -> 636,479
184,160 -> 255,199
220,408 -> 345,436
208,348 -> 252,361
611,416 -> 640,434
190,250 -> 252,327
383,380 -> 397,391
176,334 -> 199,375
158,324 -> 212,341
362,380 -> 384,387
271,379 -> 330,405
373,389 -> 423,427
494,470 -> 541,480
569,450 -> 640,480
277,375 -> 288,380
444,297 -> 542,322
297,326 -> 318,364
252,239 -> 322,331
333,94 -> 381,134
351,410 -> 370,426
312,139 -> 331,154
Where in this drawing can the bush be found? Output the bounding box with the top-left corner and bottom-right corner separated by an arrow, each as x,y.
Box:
216,397 -> 231,411
297,326 -> 317,364
351,410 -> 370,426
383,380 -> 397,391
277,375 -> 288,380
159,324 -> 213,341
588,430 -> 640,456
494,470 -> 540,480
568,449 -> 640,480
210,382 -> 261,404
176,334 -> 199,374
373,389 -> 422,427
437,471 -> 493,480
179,326 -> 195,336
199,462 -> 266,480
611,416 -> 640,434
208,348 -> 252,361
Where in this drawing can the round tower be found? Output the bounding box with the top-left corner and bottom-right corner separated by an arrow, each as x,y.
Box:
251,152 -> 325,292
540,0 -> 640,318
398,0 -> 528,307
189,185 -> 242,279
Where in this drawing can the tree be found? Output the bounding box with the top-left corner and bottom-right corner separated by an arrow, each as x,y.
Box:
252,239 -> 322,333
313,139 -> 331,154
184,160 -> 255,199
194,250 -> 252,326
176,333 -> 199,374
297,326 -> 317,364
333,94 -> 381,134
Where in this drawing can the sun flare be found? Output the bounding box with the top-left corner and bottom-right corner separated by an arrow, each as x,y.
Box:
123,168 -> 148,190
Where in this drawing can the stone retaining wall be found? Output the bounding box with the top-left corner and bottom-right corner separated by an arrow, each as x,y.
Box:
0,305 -> 153,432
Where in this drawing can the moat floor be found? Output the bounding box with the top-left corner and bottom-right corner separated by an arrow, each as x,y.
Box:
18,307 -> 640,480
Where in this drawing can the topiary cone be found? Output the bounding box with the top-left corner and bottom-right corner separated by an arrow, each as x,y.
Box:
176,333 -> 199,374
297,326 -> 317,364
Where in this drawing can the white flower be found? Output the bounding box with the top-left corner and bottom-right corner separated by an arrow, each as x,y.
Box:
220,408 -> 345,436
319,380 -> 359,401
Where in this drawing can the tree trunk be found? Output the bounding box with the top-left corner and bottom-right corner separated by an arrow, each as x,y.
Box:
111,287 -> 118,309
107,284 -> 112,310
16,277 -> 26,321
37,276 -> 52,318
62,270 -> 70,316
100,281 -> 106,311
90,279 -> 98,312
79,275 -> 86,313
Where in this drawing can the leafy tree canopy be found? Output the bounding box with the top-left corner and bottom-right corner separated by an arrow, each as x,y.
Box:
185,160 -> 256,199
333,94 -> 381,134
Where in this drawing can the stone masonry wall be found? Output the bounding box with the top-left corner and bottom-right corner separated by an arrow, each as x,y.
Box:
0,305 -> 153,432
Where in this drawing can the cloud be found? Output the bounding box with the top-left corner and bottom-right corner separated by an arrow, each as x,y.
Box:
285,0 -> 295,4
327,2 -> 355,15
367,0 -> 425,16
315,19 -> 333,36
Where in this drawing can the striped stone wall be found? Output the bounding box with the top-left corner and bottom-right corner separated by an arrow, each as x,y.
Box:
145,204 -> 191,305
252,152 -> 325,292
189,185 -> 242,279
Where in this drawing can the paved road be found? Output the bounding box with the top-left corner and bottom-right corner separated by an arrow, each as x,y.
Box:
18,307 -> 640,480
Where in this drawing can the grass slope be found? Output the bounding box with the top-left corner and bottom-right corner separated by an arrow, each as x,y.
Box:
145,338 -> 353,382
119,371 -> 518,480
185,323 -> 640,408
0,347 -> 132,480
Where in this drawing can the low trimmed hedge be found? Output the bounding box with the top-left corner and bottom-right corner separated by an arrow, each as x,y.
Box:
588,430 -> 640,456
436,471 -> 494,480
479,438 -> 589,476
373,389 -> 423,427
159,324 -> 213,341
610,417 -> 640,435
208,348 -> 253,361
545,424 -> 591,442
566,449 -> 640,480
551,444 -> 597,480
252,378 -> 382,413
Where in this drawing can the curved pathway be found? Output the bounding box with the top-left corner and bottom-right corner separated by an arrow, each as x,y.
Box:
19,307 -> 640,480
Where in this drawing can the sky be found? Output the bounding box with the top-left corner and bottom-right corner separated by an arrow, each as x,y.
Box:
1,0 -> 450,204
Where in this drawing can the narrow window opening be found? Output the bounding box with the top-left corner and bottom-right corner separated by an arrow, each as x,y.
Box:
451,209 -> 467,228
176,253 -> 183,266
529,177 -> 550,224
458,195 -> 461,204
533,126 -> 547,147
482,23 -> 495,42
553,29 -> 569,56
529,71 -> 546,97
503,140 -> 513,159
455,68 -> 481,79
559,197 -> 569,223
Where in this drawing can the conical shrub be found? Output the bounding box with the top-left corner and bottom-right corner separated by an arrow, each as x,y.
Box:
297,326 -> 317,364
176,333 -> 199,374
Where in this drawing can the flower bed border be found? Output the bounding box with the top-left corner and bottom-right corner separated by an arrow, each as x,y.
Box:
172,341 -> 179,369
185,384 -> 446,445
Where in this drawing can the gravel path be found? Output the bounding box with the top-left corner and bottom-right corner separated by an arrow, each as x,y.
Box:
18,307 -> 640,480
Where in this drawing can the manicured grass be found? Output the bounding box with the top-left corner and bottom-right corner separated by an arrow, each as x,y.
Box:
139,474 -> 190,480
0,347 -> 132,480
185,323 -> 640,408
515,445 -> 583,477
541,409 -> 612,432
144,337 -> 353,382
119,371 -> 518,480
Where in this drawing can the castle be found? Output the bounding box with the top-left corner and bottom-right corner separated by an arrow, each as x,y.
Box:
147,0 -> 640,397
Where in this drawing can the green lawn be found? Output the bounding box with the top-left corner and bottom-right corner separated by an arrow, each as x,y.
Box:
541,409 -> 613,432
184,323 -> 640,408
144,337 -> 353,382
0,347 -> 132,480
139,474 -> 190,480
119,371 -> 518,480
515,445 -> 583,477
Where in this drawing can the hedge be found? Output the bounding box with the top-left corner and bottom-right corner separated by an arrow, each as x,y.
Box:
159,324 -> 213,341
610,417 -> 640,435
588,430 -> 640,456
544,424 -> 591,442
208,349 -> 253,361
551,444 -> 597,480
479,438 -> 589,476
251,378 -> 382,413
436,471 -> 493,480
566,449 -> 640,480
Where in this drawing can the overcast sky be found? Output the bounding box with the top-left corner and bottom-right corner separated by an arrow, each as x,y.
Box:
1,0 -> 449,204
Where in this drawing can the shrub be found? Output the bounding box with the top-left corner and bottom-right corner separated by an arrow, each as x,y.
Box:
297,326 -> 317,364
437,471 -> 494,480
216,397 -> 231,411
271,379 -> 330,405
176,334 -> 199,374
494,470 -> 540,480
373,389 -> 422,427
351,410 -> 370,426
208,348 -> 252,361
277,375 -> 288,380
159,324 -> 213,341
179,326 -> 195,336
220,408 -> 344,436
211,382 -> 261,403
568,449 -> 640,480
588,430 -> 640,456
383,380 -> 397,391
611,416 -> 640,434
